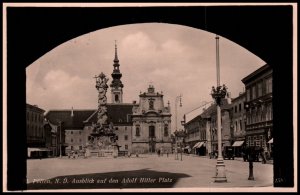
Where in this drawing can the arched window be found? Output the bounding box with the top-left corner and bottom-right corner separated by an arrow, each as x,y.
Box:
164,124 -> 168,137
149,100 -> 154,110
136,125 -> 140,136
115,94 -> 119,102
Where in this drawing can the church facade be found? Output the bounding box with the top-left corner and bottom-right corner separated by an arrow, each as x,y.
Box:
131,85 -> 172,154
45,43 -> 172,155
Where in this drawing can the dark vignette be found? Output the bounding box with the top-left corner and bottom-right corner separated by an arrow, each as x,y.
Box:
6,5 -> 293,190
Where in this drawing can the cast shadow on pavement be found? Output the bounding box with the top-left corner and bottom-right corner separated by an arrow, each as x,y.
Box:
27,168 -> 191,189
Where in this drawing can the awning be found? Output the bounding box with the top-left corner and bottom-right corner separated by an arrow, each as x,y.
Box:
193,142 -> 201,149
193,142 -> 205,149
28,148 -> 50,157
196,142 -> 205,148
232,141 -> 244,147
268,138 -> 273,144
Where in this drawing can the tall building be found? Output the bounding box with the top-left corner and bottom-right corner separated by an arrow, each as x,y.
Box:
26,103 -> 48,158
242,64 -> 273,157
110,42 -> 124,104
131,85 -> 172,154
184,98 -> 232,156
230,92 -> 246,157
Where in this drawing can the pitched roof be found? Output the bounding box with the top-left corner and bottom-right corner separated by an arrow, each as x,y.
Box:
45,110 -> 94,130
241,64 -> 271,84
86,104 -> 134,125
45,104 -> 134,129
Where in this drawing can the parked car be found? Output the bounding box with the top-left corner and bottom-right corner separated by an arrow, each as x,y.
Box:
223,146 -> 235,160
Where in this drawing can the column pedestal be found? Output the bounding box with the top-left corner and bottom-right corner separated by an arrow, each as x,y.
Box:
215,158 -> 227,182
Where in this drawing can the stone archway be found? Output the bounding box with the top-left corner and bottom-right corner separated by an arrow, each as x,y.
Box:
6,5 -> 294,190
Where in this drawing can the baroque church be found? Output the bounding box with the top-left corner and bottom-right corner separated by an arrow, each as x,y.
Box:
45,43 -> 172,155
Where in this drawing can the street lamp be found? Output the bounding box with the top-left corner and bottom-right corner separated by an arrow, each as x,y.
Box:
175,94 -> 182,132
57,120 -> 63,158
210,35 -> 227,183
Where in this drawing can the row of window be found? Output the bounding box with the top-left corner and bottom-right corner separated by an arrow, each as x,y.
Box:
135,125 -> 169,137
246,135 -> 266,149
69,138 -> 82,143
246,104 -> 273,124
246,77 -> 272,102
187,131 -> 206,140
68,131 -> 82,135
27,124 -> 44,138
26,111 -> 44,123
234,119 -> 244,132
234,103 -> 243,113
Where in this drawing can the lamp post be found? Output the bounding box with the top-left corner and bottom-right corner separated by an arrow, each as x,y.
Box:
175,94 -> 182,132
58,120 -> 62,158
174,95 -> 182,160
211,35 -> 227,183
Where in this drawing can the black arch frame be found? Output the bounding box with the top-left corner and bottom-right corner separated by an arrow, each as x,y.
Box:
5,5 -> 294,190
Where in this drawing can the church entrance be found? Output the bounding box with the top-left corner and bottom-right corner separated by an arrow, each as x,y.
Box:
149,126 -> 156,153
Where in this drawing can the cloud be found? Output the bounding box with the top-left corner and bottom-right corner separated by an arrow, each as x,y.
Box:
26,23 -> 265,132
27,69 -> 97,110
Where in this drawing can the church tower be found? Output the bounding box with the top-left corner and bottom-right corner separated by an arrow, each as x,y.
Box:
110,41 -> 124,103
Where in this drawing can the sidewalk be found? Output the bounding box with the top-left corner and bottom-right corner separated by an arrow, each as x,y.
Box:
27,154 -> 273,189
188,154 -> 273,164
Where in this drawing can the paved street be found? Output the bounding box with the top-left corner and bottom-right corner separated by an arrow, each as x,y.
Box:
27,154 -> 273,190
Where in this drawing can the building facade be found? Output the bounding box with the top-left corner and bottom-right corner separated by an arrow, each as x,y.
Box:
242,64 -> 273,157
44,121 -> 58,157
131,85 -> 172,154
230,92 -> 246,157
184,115 -> 208,156
184,98 -> 232,156
26,104 -> 46,148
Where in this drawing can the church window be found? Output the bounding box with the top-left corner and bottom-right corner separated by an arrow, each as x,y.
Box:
164,124 -> 169,136
149,126 -> 155,137
115,94 -> 119,102
136,126 -> 140,136
149,100 -> 154,110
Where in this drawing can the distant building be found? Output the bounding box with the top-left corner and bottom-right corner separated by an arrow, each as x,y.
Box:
131,85 -> 172,154
242,64 -> 273,157
184,115 -> 207,156
44,43 -> 172,155
26,103 -> 48,158
184,98 -> 232,156
44,120 -> 58,156
230,92 -> 246,157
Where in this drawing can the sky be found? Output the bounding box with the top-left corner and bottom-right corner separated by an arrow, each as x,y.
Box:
26,23 -> 265,132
